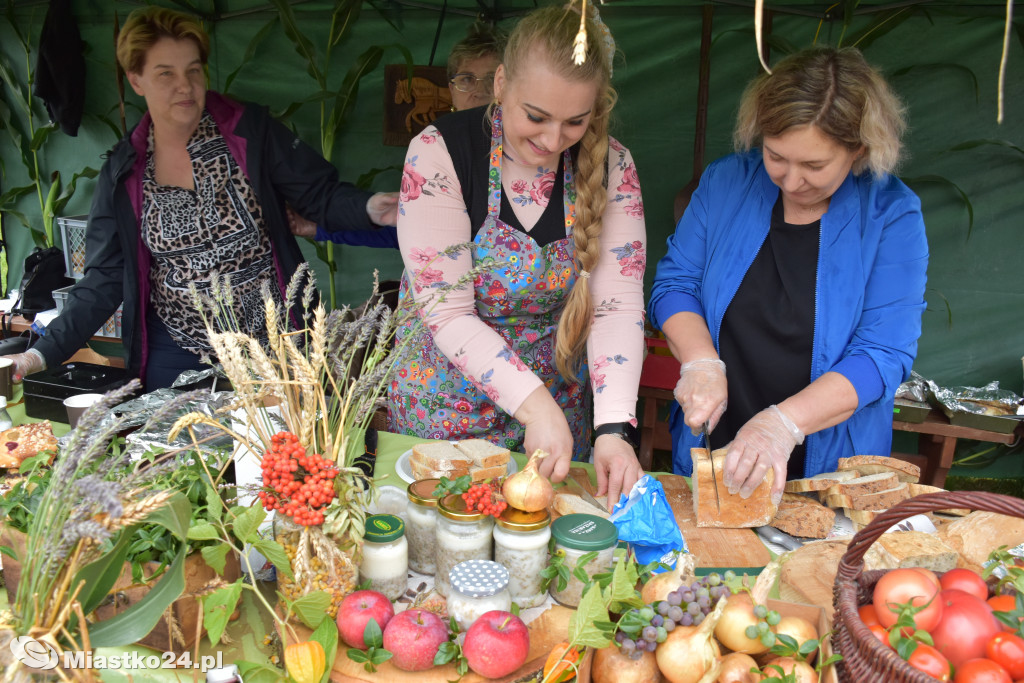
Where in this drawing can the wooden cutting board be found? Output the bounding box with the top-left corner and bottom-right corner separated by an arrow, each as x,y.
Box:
777,539 -> 850,622
657,474 -> 772,569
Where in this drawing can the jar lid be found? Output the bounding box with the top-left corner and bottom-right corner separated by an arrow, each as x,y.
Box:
364,514 -> 405,543
550,514 -> 618,551
438,493 -> 484,521
205,666 -> 241,683
408,478 -> 441,506
449,559 -> 509,598
496,507 -> 550,532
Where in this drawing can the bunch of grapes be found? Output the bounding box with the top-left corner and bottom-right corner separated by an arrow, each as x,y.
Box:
257,431 -> 338,526
614,571 -> 736,660
461,481 -> 507,518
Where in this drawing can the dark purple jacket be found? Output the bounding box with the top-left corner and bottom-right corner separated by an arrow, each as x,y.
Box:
35,91 -> 380,380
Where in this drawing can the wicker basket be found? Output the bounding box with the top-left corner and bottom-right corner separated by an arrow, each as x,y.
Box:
832,490 -> 1024,682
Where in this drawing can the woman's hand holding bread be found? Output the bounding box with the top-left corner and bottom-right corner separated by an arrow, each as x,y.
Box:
723,404 -> 804,505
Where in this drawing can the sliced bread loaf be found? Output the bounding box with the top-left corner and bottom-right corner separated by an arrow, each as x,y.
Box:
785,470 -> 862,493
771,493 -> 836,539
837,455 -> 921,483
411,441 -> 472,470
823,483 -> 910,511
820,472 -> 899,501
454,439 -> 511,468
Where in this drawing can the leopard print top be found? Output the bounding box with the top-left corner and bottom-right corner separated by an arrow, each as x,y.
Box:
142,112 -> 282,356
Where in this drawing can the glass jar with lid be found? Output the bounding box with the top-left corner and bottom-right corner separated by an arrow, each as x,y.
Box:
549,513 -> 618,607
493,508 -> 551,608
406,478 -> 441,575
448,559 -> 512,631
360,514 -> 408,601
434,493 -> 494,597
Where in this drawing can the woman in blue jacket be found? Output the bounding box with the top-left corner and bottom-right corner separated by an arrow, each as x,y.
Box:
648,46 -> 928,505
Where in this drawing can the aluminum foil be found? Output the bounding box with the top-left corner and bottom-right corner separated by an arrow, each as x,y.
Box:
895,371 -> 933,403
931,379 -> 1024,417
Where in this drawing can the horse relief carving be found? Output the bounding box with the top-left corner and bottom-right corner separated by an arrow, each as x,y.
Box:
394,77 -> 452,131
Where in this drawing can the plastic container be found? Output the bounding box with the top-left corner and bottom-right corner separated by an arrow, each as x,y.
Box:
58,215 -> 88,279
53,284 -> 123,339
494,508 -> 551,608
549,513 -> 618,607
448,559 -> 511,631
360,514 -> 408,601
23,362 -> 130,422
406,479 -> 440,575
434,493 -> 493,597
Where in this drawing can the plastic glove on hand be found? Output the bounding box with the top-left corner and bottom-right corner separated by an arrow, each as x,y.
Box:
722,405 -> 803,505
673,358 -> 727,435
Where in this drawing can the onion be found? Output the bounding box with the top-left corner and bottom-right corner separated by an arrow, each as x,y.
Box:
717,652 -> 759,683
592,645 -> 660,683
773,615 -> 819,664
641,551 -> 696,604
655,592 -> 726,683
714,560 -> 781,655
502,449 -> 555,512
760,657 -> 817,683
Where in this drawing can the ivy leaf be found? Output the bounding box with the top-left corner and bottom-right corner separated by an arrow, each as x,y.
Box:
569,582 -> 611,649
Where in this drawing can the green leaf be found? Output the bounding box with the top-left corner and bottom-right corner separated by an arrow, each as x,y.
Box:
29,122 -> 58,152
890,63 -> 979,102
369,649 -> 393,665
269,0 -> 324,87
236,661 -> 286,683
347,648 -> 369,663
188,521 -> 221,541
291,590 -> 332,630
232,504 -> 267,544
947,138 -> 1024,158
88,543 -> 189,648
200,543 -> 230,575
204,480 -> 223,523
253,538 -> 294,582
222,18 -> 275,94
363,617 -> 384,649
845,8 -> 913,51
895,636 -> 917,661
0,545 -> 16,560
70,526 -> 137,615
200,580 -> 244,646
902,174 -> 974,239
608,553 -> 640,604
568,582 -> 612,649
798,638 -> 820,657
310,616 -> 339,683
434,641 -> 459,666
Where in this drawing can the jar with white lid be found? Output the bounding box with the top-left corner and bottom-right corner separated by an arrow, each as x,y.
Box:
494,508 -> 551,608
434,494 -> 494,597
406,478 -> 440,575
360,514 -> 408,601
448,559 -> 511,631
549,513 -> 618,607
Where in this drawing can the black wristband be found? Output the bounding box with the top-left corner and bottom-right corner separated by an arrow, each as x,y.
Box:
594,422 -> 640,450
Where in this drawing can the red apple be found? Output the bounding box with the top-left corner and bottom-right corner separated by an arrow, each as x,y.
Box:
463,610 -> 530,678
336,590 -> 394,649
382,608 -> 449,671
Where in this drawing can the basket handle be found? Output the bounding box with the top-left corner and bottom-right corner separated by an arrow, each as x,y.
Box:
836,490 -> 1024,584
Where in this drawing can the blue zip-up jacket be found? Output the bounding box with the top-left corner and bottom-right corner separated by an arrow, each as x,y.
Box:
649,151 -> 928,477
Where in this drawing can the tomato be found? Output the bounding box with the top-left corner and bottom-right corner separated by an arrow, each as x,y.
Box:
941,568 -> 990,601
932,589 -> 1003,668
989,594 -> 1023,633
908,643 -> 952,681
868,623 -> 891,647
954,658 -> 1012,683
913,567 -> 943,588
987,633 -> 1024,679
859,603 -> 881,627
873,568 -> 944,632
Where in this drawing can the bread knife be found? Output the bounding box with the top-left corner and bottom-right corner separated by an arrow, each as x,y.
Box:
701,420 -> 721,514
561,475 -> 607,512
755,525 -> 804,551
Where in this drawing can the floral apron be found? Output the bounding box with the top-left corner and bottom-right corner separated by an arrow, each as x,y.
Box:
388,107 -> 590,458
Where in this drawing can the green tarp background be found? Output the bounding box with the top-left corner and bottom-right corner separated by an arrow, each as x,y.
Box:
1,0 -> 1022,394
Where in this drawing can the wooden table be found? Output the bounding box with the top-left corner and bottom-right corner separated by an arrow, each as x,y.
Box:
2,313 -> 125,367
893,410 -> 1023,488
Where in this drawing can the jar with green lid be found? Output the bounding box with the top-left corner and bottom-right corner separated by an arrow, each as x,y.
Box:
434,493 -> 494,597
360,514 -> 408,601
549,513 -> 618,607
406,478 -> 441,575
494,508 -> 551,608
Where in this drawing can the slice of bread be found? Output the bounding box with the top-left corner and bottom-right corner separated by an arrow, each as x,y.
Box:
907,483 -> 969,516
771,493 -> 836,539
785,470 -> 862,493
469,464 -> 508,483
553,492 -> 610,518
454,439 -> 510,468
823,483 -> 910,511
837,455 -> 921,484
844,507 -> 879,530
820,472 -> 899,502
411,441 -> 472,470
692,447 -> 777,528
411,463 -> 471,481
864,530 -> 959,573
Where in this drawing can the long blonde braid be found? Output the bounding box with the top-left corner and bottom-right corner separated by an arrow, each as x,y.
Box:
498,5 -> 617,381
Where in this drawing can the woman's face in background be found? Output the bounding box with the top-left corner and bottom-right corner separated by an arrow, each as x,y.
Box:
127,37 -> 206,135
449,53 -> 501,111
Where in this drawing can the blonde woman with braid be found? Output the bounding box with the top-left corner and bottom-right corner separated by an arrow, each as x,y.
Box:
388,3 -> 647,507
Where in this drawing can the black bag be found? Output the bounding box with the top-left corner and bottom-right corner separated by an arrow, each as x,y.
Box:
11,246 -> 73,321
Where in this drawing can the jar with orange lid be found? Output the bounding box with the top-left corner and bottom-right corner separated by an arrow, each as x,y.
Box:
493,508 -> 551,608
434,493 -> 494,597
406,478 -> 440,575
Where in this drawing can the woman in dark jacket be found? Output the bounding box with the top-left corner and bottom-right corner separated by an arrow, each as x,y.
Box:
7,6 -> 396,389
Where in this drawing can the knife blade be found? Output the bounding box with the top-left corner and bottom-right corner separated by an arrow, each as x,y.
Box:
701,420 -> 721,514
561,474 -> 607,512
755,525 -> 804,552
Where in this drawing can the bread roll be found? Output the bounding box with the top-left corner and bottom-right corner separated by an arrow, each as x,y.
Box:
692,447 -> 776,528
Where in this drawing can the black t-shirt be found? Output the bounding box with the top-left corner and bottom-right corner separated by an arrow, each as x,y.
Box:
709,195 -> 819,478
432,106 -> 571,247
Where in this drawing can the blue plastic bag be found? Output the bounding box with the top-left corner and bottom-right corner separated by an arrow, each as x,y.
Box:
608,474 -> 688,571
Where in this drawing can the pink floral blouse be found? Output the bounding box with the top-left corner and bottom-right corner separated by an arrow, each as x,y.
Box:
397,126 -> 648,428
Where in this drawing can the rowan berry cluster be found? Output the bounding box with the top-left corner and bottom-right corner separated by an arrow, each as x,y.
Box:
461,481 -> 507,518
257,431 -> 338,526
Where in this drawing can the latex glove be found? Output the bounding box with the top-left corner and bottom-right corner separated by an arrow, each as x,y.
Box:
286,206 -> 317,238
367,192 -> 399,226
593,433 -> 644,511
6,351 -> 44,383
673,358 -> 727,436
722,404 -> 803,505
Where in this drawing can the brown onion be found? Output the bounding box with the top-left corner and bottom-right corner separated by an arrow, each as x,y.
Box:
502,449 -> 555,512
592,645 -> 660,683
717,652 -> 759,683
760,657 -> 817,683
641,551 -> 695,604
773,616 -> 819,665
